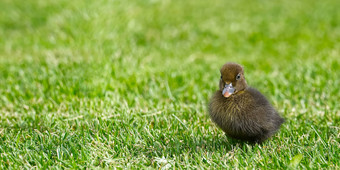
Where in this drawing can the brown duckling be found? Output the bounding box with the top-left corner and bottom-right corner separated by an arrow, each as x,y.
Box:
209,62 -> 284,143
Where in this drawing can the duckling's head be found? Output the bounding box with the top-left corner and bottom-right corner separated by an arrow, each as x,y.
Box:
219,62 -> 247,98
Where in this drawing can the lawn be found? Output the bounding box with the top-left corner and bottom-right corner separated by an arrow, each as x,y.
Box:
0,0 -> 339,169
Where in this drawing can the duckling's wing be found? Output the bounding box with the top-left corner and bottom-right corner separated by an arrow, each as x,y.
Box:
246,87 -> 284,133
246,87 -> 272,106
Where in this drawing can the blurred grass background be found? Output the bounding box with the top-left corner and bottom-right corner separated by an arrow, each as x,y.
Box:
0,0 -> 339,168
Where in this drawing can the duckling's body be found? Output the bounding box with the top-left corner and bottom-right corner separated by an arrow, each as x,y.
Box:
209,63 -> 284,143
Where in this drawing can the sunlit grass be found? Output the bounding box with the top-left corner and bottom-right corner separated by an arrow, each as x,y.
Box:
0,0 -> 339,168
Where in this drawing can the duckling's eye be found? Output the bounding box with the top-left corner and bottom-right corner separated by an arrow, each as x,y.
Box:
220,76 -> 222,80
236,73 -> 241,80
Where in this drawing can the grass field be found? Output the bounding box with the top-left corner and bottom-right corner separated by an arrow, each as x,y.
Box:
1,0 -> 339,169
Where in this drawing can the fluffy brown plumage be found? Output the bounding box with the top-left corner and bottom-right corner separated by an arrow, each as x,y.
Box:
209,62 -> 284,143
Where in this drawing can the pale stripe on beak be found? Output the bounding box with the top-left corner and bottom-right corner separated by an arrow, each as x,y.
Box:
222,83 -> 235,98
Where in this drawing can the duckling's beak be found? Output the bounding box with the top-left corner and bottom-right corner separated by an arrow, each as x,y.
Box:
222,83 -> 235,98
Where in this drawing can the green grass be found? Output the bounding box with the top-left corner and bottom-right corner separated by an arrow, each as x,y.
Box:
0,0 -> 339,168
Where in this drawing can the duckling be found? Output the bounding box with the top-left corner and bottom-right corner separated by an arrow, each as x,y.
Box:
209,62 -> 284,143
